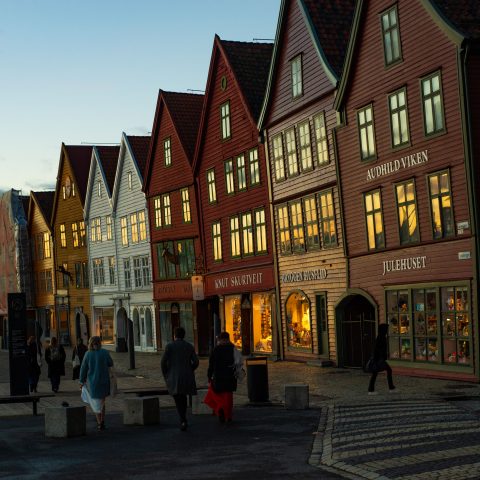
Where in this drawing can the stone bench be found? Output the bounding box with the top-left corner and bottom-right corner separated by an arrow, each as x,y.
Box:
123,396 -> 160,425
45,406 -> 86,438
284,384 -> 309,410
192,389 -> 211,415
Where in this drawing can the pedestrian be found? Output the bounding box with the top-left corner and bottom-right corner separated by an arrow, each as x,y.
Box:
161,326 -> 199,431
45,336 -> 66,393
72,337 -> 88,380
26,335 -> 41,393
368,323 -> 396,395
204,331 -> 242,423
79,336 -> 114,431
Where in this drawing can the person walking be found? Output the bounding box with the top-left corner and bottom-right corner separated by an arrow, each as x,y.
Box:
368,323 -> 396,395
79,336 -> 114,430
205,331 -> 242,423
72,338 -> 88,380
45,337 -> 66,393
161,326 -> 199,431
26,336 -> 41,393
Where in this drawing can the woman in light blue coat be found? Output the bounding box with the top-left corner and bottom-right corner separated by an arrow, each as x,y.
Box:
79,336 -> 114,430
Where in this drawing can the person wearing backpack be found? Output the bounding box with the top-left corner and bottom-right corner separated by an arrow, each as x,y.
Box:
45,337 -> 66,393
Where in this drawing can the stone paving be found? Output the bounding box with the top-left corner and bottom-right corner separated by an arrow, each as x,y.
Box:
2,349 -> 480,479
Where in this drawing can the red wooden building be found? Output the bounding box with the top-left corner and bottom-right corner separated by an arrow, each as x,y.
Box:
334,0 -> 480,380
193,36 -> 274,356
143,91 -> 206,353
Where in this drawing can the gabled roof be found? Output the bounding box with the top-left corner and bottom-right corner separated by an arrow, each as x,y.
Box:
127,135 -> 151,179
258,0 -> 354,129
29,191 -> 55,231
192,35 -> 273,173
430,0 -> 480,39
95,146 -> 120,194
143,91 -> 203,191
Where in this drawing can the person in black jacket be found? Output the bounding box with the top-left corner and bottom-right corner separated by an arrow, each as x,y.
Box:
26,336 -> 41,393
72,338 -> 88,380
45,337 -> 66,393
368,323 -> 396,395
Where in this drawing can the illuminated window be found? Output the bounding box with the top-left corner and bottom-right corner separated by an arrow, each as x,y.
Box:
254,208 -> 267,254
314,112 -> 329,165
79,221 -> 86,247
357,105 -> 376,160
395,179 -> 419,244
43,232 -> 51,258
249,148 -> 260,186
303,196 -> 319,249
130,213 -> 139,243
421,72 -> 445,136
154,197 -> 162,228
72,222 -> 79,248
364,190 -> 385,250
298,120 -> 312,170
230,216 -> 241,258
106,215 -> 112,241
272,134 -> 285,181
318,190 -> 337,248
286,292 -> 311,349
164,137 -> 172,166
291,55 -> 303,98
290,200 -> 305,252
428,171 -> 454,239
221,101 -> 231,140
237,155 -> 246,191
389,88 -> 409,147
285,128 -> 298,176
277,205 -> 291,254
225,159 -> 235,194
163,194 -> 171,226
207,168 -> 217,203
212,221 -> 222,261
138,211 -> 147,240
60,223 -> 66,248
121,216 -> 128,246
241,212 -> 254,256
381,5 -> 402,65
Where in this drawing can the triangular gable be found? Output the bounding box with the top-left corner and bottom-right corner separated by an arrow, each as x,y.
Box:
28,191 -> 54,233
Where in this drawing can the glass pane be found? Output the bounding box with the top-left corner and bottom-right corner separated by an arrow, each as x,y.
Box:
389,337 -> 400,359
425,99 -> 434,133
442,312 -> 455,336
413,289 -> 425,312
427,339 -> 438,362
442,287 -> 455,311
429,175 -> 439,195
434,95 -> 444,130
415,312 -> 426,335
423,79 -> 431,96
443,338 -> 456,363
401,338 -> 411,359
432,75 -> 439,92
427,313 -> 437,335
415,338 -> 426,361
456,287 -> 468,311
457,313 -> 469,336
458,340 -> 470,364
386,290 -> 398,313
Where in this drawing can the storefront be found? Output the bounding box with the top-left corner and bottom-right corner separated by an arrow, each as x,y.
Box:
94,306 -> 114,346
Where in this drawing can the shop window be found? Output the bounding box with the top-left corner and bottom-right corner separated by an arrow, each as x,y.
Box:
207,168 -> 217,203
413,288 -> 438,362
253,293 -> 273,353
159,303 -> 171,350
303,196 -> 319,249
357,105 -> 376,161
225,295 -> 242,348
221,101 -> 231,140
421,71 -> 445,136
273,134 -> 285,181
314,112 -> 329,165
285,127 -> 298,176
298,120 -> 312,171
381,5 -> 402,66
249,148 -> 260,186
180,303 -> 194,345
236,155 -> 246,191
290,200 -> 305,252
387,289 -> 411,359
428,171 -> 454,239
395,179 -> 419,244
318,190 -> 337,248
286,291 -> 312,349
277,205 -> 291,254
224,159 -> 235,195
389,88 -> 409,148
291,55 -> 303,98
364,189 -> 385,250
98,308 -> 114,344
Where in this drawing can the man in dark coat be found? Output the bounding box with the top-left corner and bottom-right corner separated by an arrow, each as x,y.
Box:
161,327 -> 199,431
368,323 -> 396,394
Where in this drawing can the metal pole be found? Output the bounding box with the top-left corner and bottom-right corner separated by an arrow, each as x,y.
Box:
127,318 -> 135,370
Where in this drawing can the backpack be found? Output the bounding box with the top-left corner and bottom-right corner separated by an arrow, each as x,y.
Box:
50,346 -> 61,361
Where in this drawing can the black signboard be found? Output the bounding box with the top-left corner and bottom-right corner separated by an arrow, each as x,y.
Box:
8,293 -> 29,395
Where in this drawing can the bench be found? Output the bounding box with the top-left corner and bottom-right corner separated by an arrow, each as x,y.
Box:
122,386 -> 208,407
0,394 -> 55,415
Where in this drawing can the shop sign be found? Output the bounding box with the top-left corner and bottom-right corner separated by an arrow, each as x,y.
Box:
280,268 -> 327,283
382,255 -> 427,276
154,281 -> 192,298
214,272 -> 264,290
191,275 -> 205,301
366,149 -> 428,181
458,251 -> 471,260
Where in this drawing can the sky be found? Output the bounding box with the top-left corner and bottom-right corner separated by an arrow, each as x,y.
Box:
0,0 -> 281,193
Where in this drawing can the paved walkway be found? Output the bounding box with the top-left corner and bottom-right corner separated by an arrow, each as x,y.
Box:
2,349 -> 480,479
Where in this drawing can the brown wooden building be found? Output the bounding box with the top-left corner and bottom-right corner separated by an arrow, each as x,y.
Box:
193,36 -> 275,356
259,0 -> 354,362
28,191 -> 56,343
334,0 -> 480,380
143,91 -> 206,353
51,144 -> 92,346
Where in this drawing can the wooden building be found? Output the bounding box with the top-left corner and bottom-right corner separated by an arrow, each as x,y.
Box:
259,0 -> 354,362
51,144 -> 92,346
143,91 -> 205,353
193,36 -> 275,356
28,190 -> 55,343
334,0 -> 480,380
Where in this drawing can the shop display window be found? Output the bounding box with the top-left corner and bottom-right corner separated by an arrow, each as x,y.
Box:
253,293 -> 273,353
286,291 -> 312,349
180,302 -> 194,345
159,303 -> 171,350
225,295 -> 242,348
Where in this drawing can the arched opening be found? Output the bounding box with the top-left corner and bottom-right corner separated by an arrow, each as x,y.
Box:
116,307 -> 128,352
75,312 -> 89,345
133,308 -> 140,347
145,307 -> 153,347
285,290 -> 312,350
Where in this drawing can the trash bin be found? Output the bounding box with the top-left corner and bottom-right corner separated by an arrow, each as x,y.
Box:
246,356 -> 269,402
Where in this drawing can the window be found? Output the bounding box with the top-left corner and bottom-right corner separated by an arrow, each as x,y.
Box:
230,216 -> 241,258
92,258 -> 105,286
177,239 -> 195,278
121,216 -> 128,246
123,259 -> 131,289
45,270 -> 53,293
75,263 -> 81,288
272,134 -> 285,181
357,105 -> 376,160
254,209 -> 267,254
106,216 -> 112,241
138,211 -> 147,240
60,223 -> 66,248
36,234 -> 44,260
72,222 -> 79,248
241,212 -> 254,256
395,180 -> 419,244
428,171 -> 454,239
285,128 -> 298,176
291,55 -> 303,98
163,194 -> 171,226
225,159 -> 235,194
381,5 -> 402,66
141,257 -> 150,286
207,168 -> 217,203
156,241 -> 176,280
286,292 -> 311,349
154,197 -> 162,228
79,221 -> 86,247
97,181 -> 102,197
62,262 -> 69,287
318,191 -> 337,248
128,171 -> 132,190
364,190 -> 385,250
130,213 -> 139,243
249,148 -> 260,186
421,71 -> 445,136
389,88 -> 409,147
236,155 -> 246,191
180,188 -> 191,223
108,256 -> 115,284
221,101 -> 231,140
212,221 -> 222,261
303,196 -> 319,249
133,256 -> 150,287
62,186 -> 66,200
164,137 -> 172,166
290,201 -> 305,252
43,232 -> 51,259
82,261 -> 89,288
298,120 -> 312,171
90,217 -> 101,243
277,205 -> 291,254
72,183 -> 75,197
314,113 -> 329,165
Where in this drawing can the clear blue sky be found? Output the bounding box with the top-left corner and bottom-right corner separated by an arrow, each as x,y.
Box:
0,0 -> 280,193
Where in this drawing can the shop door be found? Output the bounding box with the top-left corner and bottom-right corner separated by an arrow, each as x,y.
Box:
171,303 -> 180,341
316,294 -> 329,356
240,294 -> 252,356
342,296 -> 375,368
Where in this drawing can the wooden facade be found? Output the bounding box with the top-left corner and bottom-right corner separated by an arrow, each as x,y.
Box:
334,0 -> 479,379
259,0 -> 354,363
193,36 -> 275,356
51,144 -> 92,346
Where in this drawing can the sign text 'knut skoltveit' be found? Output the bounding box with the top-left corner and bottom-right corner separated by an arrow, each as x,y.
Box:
214,272 -> 264,290
367,149 -> 428,181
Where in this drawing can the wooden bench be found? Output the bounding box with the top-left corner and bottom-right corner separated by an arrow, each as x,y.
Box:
0,394 -> 55,415
122,386 -> 208,406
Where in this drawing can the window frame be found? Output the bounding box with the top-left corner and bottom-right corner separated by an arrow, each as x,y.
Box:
291,54 -> 303,99
318,190 -> 337,248
108,256 -> 115,285
120,216 -> 129,246
388,87 -> 410,149
220,101 -> 231,140
254,208 -> 267,254
181,188 -> 192,224
395,178 -> 420,245
277,204 -> 291,255
380,5 -> 402,67
230,215 -> 241,259
123,258 -> 131,290
60,223 -> 66,248
357,104 -> 376,161
72,222 -> 79,248
298,120 -> 313,172
212,221 -> 223,262
272,133 -> 285,181
289,200 -> 305,253
285,127 -> 299,177
364,189 -> 386,251
162,194 -> 172,227
106,215 -> 112,241
207,168 -> 217,204
313,112 -> 329,166
164,137 -> 172,167
154,197 -> 162,228
427,170 -> 455,240
249,148 -> 260,186
303,195 -> 320,250
130,212 -> 139,244
421,70 -> 446,137
241,211 -> 254,257
236,154 -> 247,191
224,159 -> 235,195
